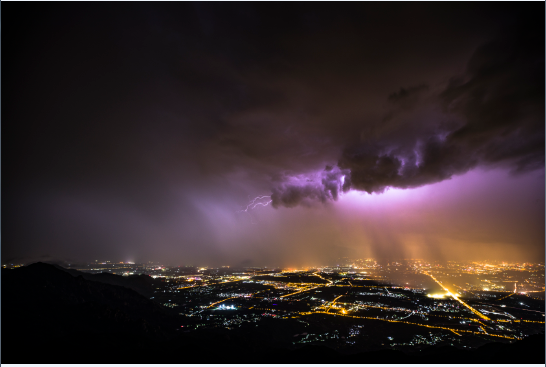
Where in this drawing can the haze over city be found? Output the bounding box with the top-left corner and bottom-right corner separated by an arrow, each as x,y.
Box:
4,2 -> 544,268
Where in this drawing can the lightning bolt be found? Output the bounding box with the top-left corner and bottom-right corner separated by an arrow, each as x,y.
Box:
237,195 -> 272,212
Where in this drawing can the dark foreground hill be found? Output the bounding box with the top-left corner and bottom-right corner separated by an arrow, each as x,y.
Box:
58,265 -> 157,298
2,263 -> 544,364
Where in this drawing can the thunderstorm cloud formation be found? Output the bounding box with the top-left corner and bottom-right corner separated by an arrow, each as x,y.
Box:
4,2 -> 544,266
272,20 -> 544,206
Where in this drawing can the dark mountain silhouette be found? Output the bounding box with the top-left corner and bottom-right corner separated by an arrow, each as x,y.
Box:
58,265 -> 156,298
2,263 -> 543,364
2,262 -> 177,363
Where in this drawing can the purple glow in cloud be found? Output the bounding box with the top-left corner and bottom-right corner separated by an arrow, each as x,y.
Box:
263,18 -> 543,210
270,166 -> 351,208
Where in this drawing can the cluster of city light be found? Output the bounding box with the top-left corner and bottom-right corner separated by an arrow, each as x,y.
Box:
258,271 -> 543,339
216,304 -> 236,310
206,297 -> 238,309
61,260 -> 543,344
306,311 -> 518,340
266,270 -> 537,341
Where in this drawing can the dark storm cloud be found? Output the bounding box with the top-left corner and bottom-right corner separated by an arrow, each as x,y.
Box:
440,22 -> 545,173
3,2 -> 543,263
382,84 -> 430,123
388,85 -> 430,105
270,16 -> 544,203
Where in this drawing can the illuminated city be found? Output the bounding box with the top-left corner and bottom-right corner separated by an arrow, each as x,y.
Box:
6,258 -> 542,355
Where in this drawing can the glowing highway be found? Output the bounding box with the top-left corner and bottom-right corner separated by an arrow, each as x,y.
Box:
422,271 -> 490,320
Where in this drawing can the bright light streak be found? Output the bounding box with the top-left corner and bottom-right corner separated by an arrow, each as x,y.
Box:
237,195 -> 272,212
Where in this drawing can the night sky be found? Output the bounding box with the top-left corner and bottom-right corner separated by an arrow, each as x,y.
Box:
3,3 -> 545,267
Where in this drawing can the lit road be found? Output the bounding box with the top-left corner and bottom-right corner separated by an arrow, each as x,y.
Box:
280,285 -> 321,298
423,271 -> 490,320
326,295 -> 344,312
313,272 -> 333,284
177,285 -> 197,290
279,272 -> 335,298
497,292 -> 516,301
